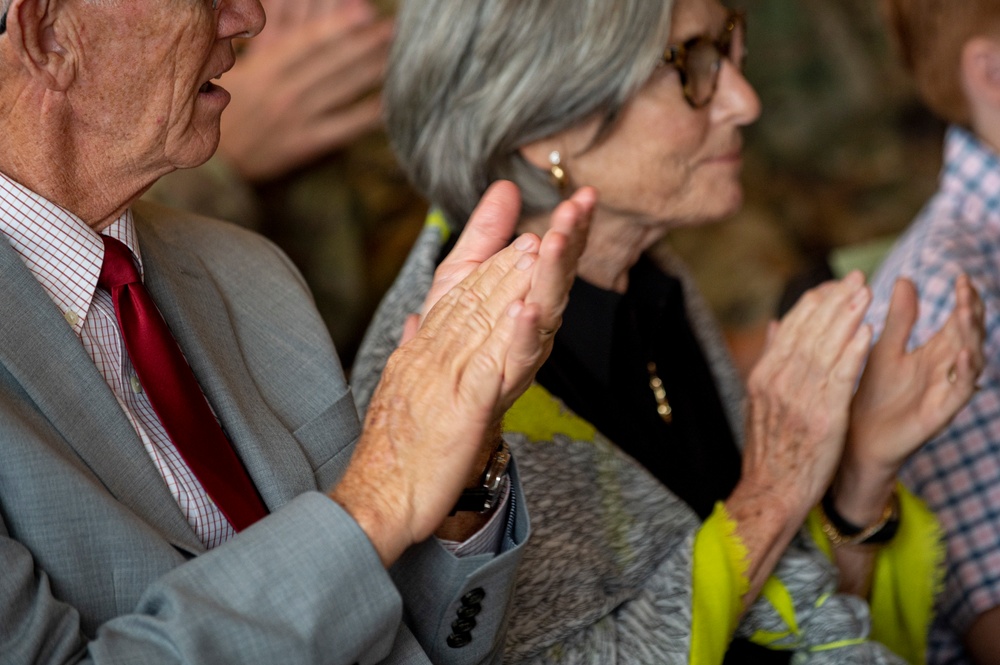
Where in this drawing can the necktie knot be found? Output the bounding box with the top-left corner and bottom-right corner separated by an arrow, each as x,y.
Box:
99,236 -> 140,290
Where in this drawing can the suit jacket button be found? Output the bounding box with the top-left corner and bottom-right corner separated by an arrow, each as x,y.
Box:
452,617 -> 477,633
461,588 -> 486,606
447,632 -> 473,648
457,603 -> 481,619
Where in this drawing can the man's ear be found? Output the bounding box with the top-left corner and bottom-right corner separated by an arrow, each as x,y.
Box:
962,36 -> 1000,110
5,0 -> 74,91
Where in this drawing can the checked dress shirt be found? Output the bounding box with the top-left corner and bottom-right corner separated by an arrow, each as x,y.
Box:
867,125 -> 1000,664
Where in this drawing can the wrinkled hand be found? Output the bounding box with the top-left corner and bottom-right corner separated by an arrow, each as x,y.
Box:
331,182 -> 594,565
736,272 -> 874,522
834,275 -> 985,524
405,183 -> 594,410
218,0 -> 391,181
850,275 -> 984,468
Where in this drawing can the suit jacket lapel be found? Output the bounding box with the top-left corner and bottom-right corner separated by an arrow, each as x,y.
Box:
0,237 -> 204,554
134,211 -> 318,512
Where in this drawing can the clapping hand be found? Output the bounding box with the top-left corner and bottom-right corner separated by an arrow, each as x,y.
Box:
331,182 -> 595,565
834,275 -> 985,524
736,272 -> 874,526
726,273 -> 873,603
726,272 -> 871,604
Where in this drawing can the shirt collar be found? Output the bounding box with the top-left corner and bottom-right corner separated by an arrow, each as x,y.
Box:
941,125 -> 1000,225
0,171 -> 140,336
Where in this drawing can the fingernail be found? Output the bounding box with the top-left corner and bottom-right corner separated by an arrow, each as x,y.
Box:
516,254 -> 535,270
514,234 -> 535,251
507,301 -> 524,318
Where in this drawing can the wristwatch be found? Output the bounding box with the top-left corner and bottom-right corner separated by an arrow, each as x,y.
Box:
450,439 -> 511,514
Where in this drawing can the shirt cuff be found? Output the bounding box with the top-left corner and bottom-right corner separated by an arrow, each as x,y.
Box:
437,476 -> 511,557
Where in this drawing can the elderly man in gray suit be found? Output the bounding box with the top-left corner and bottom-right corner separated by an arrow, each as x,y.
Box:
0,0 -> 594,663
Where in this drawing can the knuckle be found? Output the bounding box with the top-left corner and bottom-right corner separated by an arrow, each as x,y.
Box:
459,287 -> 488,311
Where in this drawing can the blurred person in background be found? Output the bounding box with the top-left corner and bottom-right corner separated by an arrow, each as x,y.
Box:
866,2 -> 1000,663
147,0 -> 424,366
353,0 -> 986,663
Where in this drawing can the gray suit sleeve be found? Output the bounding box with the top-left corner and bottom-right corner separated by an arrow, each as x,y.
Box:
1,493 -> 407,665
391,463 -> 529,665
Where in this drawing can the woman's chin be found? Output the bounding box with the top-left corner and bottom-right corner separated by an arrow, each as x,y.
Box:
680,188 -> 746,228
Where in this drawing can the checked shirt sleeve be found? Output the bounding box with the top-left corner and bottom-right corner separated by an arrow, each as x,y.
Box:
865,125 -> 1000,663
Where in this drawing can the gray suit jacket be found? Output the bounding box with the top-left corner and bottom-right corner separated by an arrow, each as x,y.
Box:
0,201 -> 527,665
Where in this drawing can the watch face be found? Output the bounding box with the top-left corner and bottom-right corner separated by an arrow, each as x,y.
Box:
451,441 -> 511,514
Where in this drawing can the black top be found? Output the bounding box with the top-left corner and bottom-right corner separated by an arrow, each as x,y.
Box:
535,255 -> 742,518
534,255 -> 789,665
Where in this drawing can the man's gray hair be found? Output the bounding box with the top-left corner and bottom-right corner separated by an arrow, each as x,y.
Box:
386,0 -> 675,227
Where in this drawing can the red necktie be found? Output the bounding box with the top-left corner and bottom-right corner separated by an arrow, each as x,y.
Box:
99,235 -> 267,531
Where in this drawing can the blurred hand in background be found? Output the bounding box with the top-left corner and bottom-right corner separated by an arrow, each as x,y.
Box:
219,0 -> 393,182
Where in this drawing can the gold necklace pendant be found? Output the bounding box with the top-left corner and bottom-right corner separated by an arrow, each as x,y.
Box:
646,361 -> 673,423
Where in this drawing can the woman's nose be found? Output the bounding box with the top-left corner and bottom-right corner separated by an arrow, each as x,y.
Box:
711,59 -> 762,127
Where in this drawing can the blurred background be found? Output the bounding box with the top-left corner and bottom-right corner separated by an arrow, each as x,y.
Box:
148,0 -> 946,377
663,0 -> 945,377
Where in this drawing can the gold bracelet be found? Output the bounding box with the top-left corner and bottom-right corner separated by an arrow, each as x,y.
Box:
819,491 -> 900,547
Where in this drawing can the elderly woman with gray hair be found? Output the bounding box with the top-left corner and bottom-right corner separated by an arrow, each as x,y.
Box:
353,0 -> 985,662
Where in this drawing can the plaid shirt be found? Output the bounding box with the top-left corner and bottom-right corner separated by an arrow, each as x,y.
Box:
867,126 -> 1000,664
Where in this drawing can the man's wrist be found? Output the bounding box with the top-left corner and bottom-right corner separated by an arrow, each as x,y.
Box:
464,420 -> 505,488
329,478 -> 412,568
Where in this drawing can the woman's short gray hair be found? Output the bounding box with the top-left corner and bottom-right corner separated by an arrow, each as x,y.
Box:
386,0 -> 675,227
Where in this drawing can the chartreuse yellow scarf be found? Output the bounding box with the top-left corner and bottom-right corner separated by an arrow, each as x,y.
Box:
506,383 -> 942,665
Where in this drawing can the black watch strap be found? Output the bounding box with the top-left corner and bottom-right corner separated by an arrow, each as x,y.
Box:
450,439 -> 511,515
451,488 -> 492,514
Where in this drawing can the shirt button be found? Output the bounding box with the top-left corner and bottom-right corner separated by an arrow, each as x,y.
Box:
64,310 -> 79,326
130,375 -> 143,394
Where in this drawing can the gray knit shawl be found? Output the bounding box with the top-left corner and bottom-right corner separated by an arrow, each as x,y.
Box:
352,224 -> 904,665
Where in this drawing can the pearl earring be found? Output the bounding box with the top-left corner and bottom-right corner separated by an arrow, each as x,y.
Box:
549,150 -> 569,194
